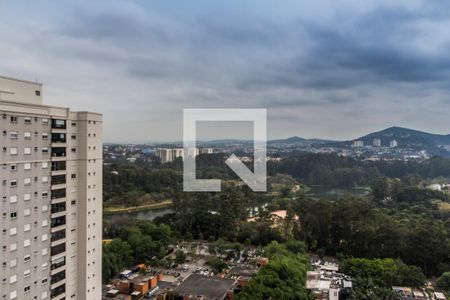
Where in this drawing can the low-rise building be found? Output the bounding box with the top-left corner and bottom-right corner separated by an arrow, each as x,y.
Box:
173,274 -> 236,300
306,261 -> 352,300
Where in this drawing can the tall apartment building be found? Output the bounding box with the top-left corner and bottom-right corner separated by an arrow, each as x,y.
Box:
0,76 -> 102,300
155,148 -> 212,163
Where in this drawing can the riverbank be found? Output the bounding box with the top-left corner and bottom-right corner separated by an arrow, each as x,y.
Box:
103,200 -> 173,215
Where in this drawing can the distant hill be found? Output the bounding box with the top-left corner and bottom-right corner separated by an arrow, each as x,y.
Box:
353,126 -> 450,146
197,136 -> 334,146
268,136 -> 335,146
326,126 -> 450,155
156,127 -> 450,155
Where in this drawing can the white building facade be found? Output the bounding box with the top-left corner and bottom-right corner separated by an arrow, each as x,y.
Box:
0,76 -> 102,300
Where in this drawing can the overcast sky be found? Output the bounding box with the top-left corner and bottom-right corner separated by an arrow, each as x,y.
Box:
1,0 -> 450,142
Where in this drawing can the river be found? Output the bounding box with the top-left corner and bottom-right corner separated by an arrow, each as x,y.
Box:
103,207 -> 174,223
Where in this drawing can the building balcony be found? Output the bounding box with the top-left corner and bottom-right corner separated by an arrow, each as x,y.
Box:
50,224 -> 66,233
51,147 -> 66,158
51,211 -> 66,219
51,133 -> 66,143
51,170 -> 66,177
51,119 -> 66,130
50,228 -> 66,243
51,161 -> 66,172
50,243 -> 66,257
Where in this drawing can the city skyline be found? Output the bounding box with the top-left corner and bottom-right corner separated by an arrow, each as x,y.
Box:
1,1 -> 450,142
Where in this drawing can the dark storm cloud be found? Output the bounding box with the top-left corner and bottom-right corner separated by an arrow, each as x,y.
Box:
2,0 -> 450,141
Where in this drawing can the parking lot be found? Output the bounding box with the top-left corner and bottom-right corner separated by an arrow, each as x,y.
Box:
146,258 -> 210,284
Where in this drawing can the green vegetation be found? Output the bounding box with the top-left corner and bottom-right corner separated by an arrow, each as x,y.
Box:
103,163 -> 182,207
270,153 -> 450,188
295,195 -> 450,276
236,241 -> 311,300
102,220 -> 176,282
346,257 -> 426,287
437,272 -> 450,293
102,152 -> 450,295
175,250 -> 186,264
102,239 -> 133,282
206,256 -> 228,273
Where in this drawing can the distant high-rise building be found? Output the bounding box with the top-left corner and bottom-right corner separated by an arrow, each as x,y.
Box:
352,140 -> 364,148
373,138 -> 381,147
156,147 -> 211,163
155,148 -> 185,163
0,76 -> 102,300
390,139 -> 398,148
200,147 -> 214,154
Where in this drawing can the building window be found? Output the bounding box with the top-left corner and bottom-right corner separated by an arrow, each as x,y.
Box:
10,259 -> 17,268
24,131 -> 31,139
9,147 -> 18,155
10,274 -> 17,284
24,269 -> 31,278
51,119 -> 66,129
42,118 -> 49,125
10,164 -> 17,171
10,243 -> 17,252
9,195 -> 17,204
42,133 -> 48,140
10,179 -> 17,187
9,227 -> 17,236
51,133 -> 66,143
10,131 -> 18,139
10,116 -> 17,123
35,90 -> 41,96
24,147 -> 31,155
24,117 -> 31,124
10,290 -> 18,300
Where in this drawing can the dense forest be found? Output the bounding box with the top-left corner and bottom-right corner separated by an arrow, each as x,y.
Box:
104,153 -> 450,204
103,152 -> 450,296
